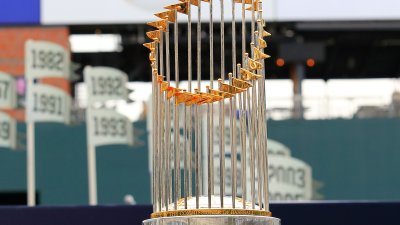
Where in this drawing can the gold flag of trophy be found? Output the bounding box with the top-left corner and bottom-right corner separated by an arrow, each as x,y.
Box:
143,0 -> 280,224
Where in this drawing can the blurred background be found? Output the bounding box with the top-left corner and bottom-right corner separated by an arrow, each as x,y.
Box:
0,0 -> 400,205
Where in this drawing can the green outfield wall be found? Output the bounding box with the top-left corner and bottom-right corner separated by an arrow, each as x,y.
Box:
0,119 -> 399,205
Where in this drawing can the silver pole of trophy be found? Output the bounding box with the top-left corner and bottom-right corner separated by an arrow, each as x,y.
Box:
219,0 -> 226,209
143,0 -> 279,224
196,0 -> 202,209
173,8 -> 181,210
208,0 -> 216,208
165,14 -> 173,210
185,0 -> 192,209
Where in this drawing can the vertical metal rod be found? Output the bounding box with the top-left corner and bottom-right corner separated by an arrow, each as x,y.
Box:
249,38 -> 258,209
231,0 -> 238,209
165,19 -> 173,208
183,99 -> 187,208
221,0 -> 225,80
195,0 -> 202,209
241,0 -> 246,64
260,49 -> 270,211
197,0 -> 202,197
207,0 -> 214,208
155,78 -> 160,211
184,100 -> 188,208
159,25 -> 166,211
197,103 -> 202,200
207,101 -> 212,208
158,83 -> 164,211
256,78 -> 263,210
188,1 -> 193,200
173,10 -> 181,210
251,78 -> 258,209
188,108 -> 192,199
185,1 -> 192,209
27,122 -> 36,206
151,71 -> 155,211
155,42 -> 161,211
157,38 -> 164,211
251,0 -> 256,43
164,94 -> 170,210
209,0 -> 215,198
237,64 -> 246,210
219,0 -> 226,209
195,103 -> 200,209
252,31 -> 263,210
260,78 -> 268,211
85,70 -> 97,206
250,64 -> 262,209
232,1 -> 237,77
218,81 -> 225,208
150,54 -> 158,210
257,1 -> 270,211
240,0 -> 247,210
244,53 -> 255,209
229,73 -> 236,208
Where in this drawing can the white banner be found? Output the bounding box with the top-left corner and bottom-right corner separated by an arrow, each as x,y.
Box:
268,139 -> 291,157
84,66 -> 128,103
26,84 -> 71,124
201,115 -> 313,200
268,156 -> 313,200
0,112 -> 17,149
0,72 -> 17,109
25,40 -> 70,80
87,108 -> 133,147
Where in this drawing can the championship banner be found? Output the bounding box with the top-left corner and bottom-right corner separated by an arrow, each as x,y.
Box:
0,72 -> 17,109
26,84 -> 71,124
268,139 -> 291,157
268,156 -> 313,201
84,66 -> 131,205
87,109 -> 133,147
84,66 -> 128,103
0,111 -> 17,149
24,39 -> 71,206
201,115 -> 313,200
25,40 -> 70,80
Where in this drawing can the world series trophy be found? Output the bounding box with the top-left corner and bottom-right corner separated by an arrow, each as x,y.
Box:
143,0 -> 280,224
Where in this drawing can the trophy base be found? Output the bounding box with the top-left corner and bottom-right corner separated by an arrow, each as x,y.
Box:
143,215 -> 280,225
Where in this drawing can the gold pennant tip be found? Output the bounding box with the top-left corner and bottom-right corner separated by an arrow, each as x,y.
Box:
143,42 -> 156,50
154,10 -> 176,23
263,30 -> 272,37
146,30 -> 161,41
240,68 -> 262,81
165,2 -> 189,15
147,19 -> 168,32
